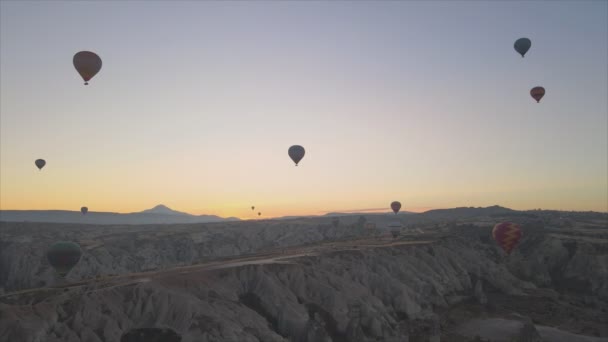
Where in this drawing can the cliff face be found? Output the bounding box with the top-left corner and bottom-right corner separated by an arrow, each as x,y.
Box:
450,222 -> 608,302
0,238 -> 524,342
507,232 -> 608,301
1,214 -> 607,342
2,232 -> 607,342
0,220 -> 367,292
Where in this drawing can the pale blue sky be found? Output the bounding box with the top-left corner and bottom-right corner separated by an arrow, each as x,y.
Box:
1,1 -> 606,216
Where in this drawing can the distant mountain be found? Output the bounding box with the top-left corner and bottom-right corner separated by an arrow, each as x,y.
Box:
0,205 -> 239,225
140,204 -> 192,216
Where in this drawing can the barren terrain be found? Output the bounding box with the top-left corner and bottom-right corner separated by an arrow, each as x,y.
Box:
1,207 -> 607,341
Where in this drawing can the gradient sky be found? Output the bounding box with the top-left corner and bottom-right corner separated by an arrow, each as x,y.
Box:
1,1 -> 607,218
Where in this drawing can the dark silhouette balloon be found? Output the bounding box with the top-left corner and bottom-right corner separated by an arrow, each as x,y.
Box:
288,145 -> 305,166
35,159 -> 46,170
514,38 -> 531,57
530,86 -> 545,103
390,201 -> 401,214
73,51 -> 102,85
258,212 -> 261,216
81,207 -> 88,215
120,328 -> 182,342
492,222 -> 522,255
251,206 -> 255,210
47,241 -> 82,277
332,218 -> 340,228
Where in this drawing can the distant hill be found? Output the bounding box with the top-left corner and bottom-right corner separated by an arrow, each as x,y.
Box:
269,210 -> 415,221
0,205 -> 240,225
420,205 -> 515,219
140,204 -> 192,216
323,211 -> 415,217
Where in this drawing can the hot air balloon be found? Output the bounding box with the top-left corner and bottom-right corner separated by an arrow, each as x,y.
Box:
258,212 -> 261,216
47,241 -> 82,277
73,51 -> 102,85
288,145 -> 305,166
514,38 -> 531,57
332,218 -> 340,228
81,207 -> 88,215
390,201 -> 401,214
35,159 -> 46,170
530,86 -> 545,103
492,222 -> 522,255
120,328 -> 182,342
251,206 -> 255,210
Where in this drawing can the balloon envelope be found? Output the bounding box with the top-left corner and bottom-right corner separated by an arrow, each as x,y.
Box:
288,145 -> 305,166
81,207 -> 88,215
251,206 -> 255,210
390,201 -> 401,214
47,241 -> 82,277
514,38 -> 531,57
35,159 -> 46,170
258,212 -> 261,216
120,328 -> 182,342
530,86 -> 545,103
492,222 -> 522,255
73,51 -> 102,85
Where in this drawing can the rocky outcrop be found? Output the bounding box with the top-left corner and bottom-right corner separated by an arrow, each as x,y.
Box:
1,213 -> 607,342
455,317 -> 607,342
3,234 -> 606,342
2,238 -> 522,342
0,219 -> 369,292
506,232 -> 608,301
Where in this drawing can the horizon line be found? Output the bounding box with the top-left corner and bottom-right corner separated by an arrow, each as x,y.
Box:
1,205 -> 607,220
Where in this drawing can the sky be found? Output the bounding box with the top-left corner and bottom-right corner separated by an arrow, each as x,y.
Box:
1,1 -> 607,218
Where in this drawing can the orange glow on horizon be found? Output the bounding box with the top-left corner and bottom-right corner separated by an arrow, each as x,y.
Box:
3,201 -> 606,221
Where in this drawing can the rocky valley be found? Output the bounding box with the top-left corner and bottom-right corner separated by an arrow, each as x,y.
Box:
1,207 -> 606,342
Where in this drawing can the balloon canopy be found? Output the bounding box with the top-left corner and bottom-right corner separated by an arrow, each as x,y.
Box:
73,51 -> 102,85
530,86 -> 545,103
81,207 -> 88,215
390,201 -> 401,214
47,241 -> 82,277
514,38 -> 532,57
492,222 -> 523,255
288,145 -> 305,166
35,159 -> 46,170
